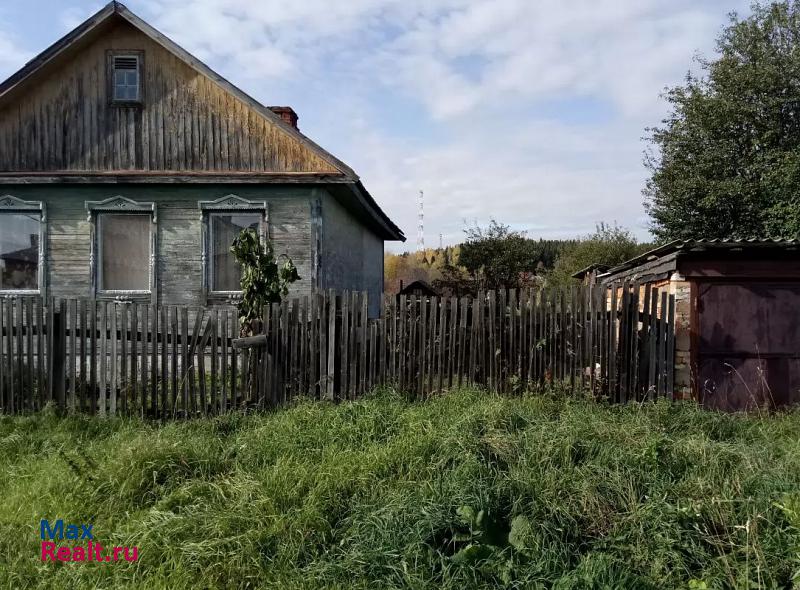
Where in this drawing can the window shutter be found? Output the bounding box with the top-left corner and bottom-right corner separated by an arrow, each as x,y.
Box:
113,56 -> 139,71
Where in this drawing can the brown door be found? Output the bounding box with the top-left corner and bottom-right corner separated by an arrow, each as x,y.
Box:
697,282 -> 800,411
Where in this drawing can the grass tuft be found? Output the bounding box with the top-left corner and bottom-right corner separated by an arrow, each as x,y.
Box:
1,388 -> 799,588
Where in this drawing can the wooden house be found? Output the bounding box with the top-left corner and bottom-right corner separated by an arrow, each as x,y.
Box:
0,2 -> 404,315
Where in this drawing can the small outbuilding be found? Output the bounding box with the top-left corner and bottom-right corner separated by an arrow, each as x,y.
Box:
599,239 -> 800,411
398,280 -> 440,297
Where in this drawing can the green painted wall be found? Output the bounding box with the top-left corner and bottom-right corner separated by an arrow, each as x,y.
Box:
319,192 -> 384,316
0,184 -> 315,304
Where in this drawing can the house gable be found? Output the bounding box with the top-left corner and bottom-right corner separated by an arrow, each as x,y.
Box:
0,4 -> 346,176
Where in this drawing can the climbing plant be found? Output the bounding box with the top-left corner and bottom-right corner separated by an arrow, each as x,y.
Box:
230,228 -> 299,336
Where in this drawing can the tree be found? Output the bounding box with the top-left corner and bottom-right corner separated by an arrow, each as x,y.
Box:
458,220 -> 544,292
230,228 -> 299,336
548,223 -> 650,286
645,1 -> 800,241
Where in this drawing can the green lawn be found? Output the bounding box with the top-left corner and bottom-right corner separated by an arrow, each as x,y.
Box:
1,389 -> 800,589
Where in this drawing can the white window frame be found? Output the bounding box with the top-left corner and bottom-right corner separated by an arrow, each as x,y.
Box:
0,195 -> 46,297
108,50 -> 144,106
86,197 -> 157,303
199,195 -> 267,304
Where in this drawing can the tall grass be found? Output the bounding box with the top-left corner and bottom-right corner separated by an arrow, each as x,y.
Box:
1,389 -> 799,589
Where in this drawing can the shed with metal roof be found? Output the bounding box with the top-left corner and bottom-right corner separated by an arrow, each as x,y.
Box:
598,239 -> 800,411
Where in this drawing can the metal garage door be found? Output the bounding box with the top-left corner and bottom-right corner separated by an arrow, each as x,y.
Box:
698,282 -> 800,411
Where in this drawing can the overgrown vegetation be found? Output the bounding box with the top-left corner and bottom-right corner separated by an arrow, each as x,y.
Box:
2,389 -> 799,588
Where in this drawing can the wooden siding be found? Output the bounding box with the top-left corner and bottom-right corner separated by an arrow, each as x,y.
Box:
0,19 -> 339,174
3,185 -> 315,305
320,193 -> 384,316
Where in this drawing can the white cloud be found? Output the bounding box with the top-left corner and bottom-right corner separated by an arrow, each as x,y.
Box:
0,32 -> 31,80
17,0 -> 757,247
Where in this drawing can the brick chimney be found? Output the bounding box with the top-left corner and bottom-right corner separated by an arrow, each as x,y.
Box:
268,106 -> 298,129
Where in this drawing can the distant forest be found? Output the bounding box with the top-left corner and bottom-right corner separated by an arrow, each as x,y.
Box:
385,222 -> 651,296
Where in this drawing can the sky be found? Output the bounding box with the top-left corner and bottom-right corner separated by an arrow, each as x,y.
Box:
0,0 -> 752,250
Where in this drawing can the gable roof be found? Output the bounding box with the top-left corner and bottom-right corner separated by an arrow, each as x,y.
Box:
0,1 -> 353,179
0,1 -> 404,241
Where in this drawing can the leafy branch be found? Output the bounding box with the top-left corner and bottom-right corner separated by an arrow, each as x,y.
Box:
230,228 -> 300,336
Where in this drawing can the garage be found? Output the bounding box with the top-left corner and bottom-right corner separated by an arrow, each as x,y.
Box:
597,239 -> 800,410
697,282 -> 800,411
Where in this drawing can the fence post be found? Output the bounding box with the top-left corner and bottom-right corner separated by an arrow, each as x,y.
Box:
51,302 -> 66,410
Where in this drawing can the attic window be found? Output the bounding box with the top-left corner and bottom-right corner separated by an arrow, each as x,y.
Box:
110,53 -> 142,104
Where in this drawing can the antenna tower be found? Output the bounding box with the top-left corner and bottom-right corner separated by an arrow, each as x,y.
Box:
417,190 -> 425,251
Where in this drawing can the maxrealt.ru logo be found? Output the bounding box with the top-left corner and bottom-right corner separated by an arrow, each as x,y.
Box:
40,519 -> 138,563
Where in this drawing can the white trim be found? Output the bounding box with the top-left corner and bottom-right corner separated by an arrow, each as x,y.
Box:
198,196 -> 267,303
0,195 -> 46,297
87,198 -> 157,303
208,211 -> 265,295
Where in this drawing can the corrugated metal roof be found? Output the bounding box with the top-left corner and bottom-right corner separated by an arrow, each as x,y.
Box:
600,238 -> 800,278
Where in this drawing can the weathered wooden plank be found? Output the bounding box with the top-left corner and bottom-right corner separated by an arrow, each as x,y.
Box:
210,308 -> 220,410
0,300 -> 6,411
8,299 -> 16,412
628,284 -> 640,401
618,284 -> 630,404
310,295 -> 318,398
325,290 -> 335,400
197,316 -> 213,414
130,303 -> 138,412
160,304 -> 168,416
469,295 -> 479,385
416,295 -> 426,396
16,298 -> 23,411
120,303 -> 128,413
648,288 -> 659,400
87,300 -> 97,415
379,296 -> 387,386
398,294 -> 407,391
150,303 -> 158,418
25,298 -> 34,411
170,306 -> 178,416
37,298 -> 46,410
189,308 -> 204,413
139,304 -> 147,416
340,291 -> 350,398
300,296 -> 309,396
98,301 -> 107,417
359,293 -> 368,396
658,290 -> 668,398
369,320 -> 377,390
666,294 -> 675,400
109,303 -> 118,417
639,284 -> 652,400
457,297 -> 467,388
220,308 -> 228,412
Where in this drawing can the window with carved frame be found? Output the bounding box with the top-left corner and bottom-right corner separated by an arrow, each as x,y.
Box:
199,195 -> 267,303
86,197 -> 157,302
0,195 -> 45,296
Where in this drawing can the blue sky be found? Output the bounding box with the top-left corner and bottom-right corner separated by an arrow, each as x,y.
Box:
0,0 -> 752,250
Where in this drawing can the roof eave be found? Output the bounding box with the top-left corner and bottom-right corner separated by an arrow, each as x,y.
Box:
349,181 -> 405,242
0,2 -> 117,99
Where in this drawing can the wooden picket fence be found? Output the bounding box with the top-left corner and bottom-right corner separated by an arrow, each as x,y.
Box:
0,283 -> 675,418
